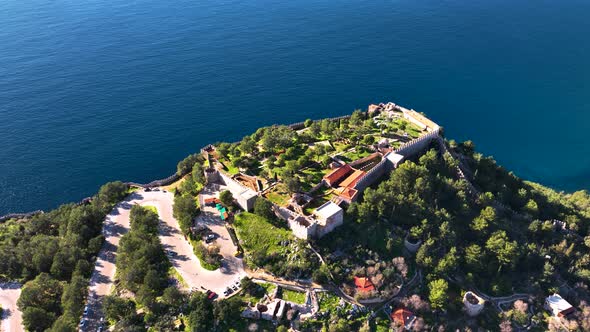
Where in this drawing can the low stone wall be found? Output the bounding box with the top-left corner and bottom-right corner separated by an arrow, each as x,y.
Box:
0,210 -> 44,223
288,115 -> 352,130
125,172 -> 181,188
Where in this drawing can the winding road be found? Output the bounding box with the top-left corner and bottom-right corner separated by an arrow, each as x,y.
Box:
82,189 -> 245,331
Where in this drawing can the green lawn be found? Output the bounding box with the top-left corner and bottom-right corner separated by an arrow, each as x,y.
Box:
240,282 -> 276,304
219,157 -> 240,175
317,292 -> 342,311
260,282 -> 276,295
281,289 -> 307,304
341,148 -> 372,162
266,191 -> 290,207
301,166 -> 330,185
234,212 -> 292,255
304,196 -> 329,215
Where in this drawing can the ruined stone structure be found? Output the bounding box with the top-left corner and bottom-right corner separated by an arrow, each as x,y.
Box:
278,203 -> 344,240
463,291 -> 485,317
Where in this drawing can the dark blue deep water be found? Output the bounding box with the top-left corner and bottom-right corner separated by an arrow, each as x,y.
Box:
1,0 -> 589,214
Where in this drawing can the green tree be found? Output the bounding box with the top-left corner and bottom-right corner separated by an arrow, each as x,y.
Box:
187,293 -> 213,331
60,275 -> 88,318
177,153 -> 203,175
22,307 -> 56,332
18,273 -> 63,331
219,190 -> 234,207
162,286 -> 186,308
428,278 -> 449,311
471,206 -> 496,232
239,136 -> 257,155
362,135 -> 375,145
95,181 -> 129,212
103,295 -> 135,322
253,197 -> 275,221
435,247 -> 458,276
486,230 -> 518,270
465,244 -> 484,271
261,126 -> 295,152
49,315 -> 77,332
173,195 -> 198,234
213,297 -> 242,326
284,176 -> 301,194
191,162 -> 206,186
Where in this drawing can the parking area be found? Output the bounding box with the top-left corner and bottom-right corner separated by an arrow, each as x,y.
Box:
195,184 -> 246,297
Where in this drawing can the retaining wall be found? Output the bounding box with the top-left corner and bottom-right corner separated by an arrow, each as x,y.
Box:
353,129 -> 441,192
353,158 -> 388,192
0,210 -> 44,223
288,115 -> 352,130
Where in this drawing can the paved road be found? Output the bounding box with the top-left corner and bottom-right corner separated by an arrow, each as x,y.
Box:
0,283 -> 23,332
82,193 -> 136,331
155,188 -> 246,297
82,189 -> 245,330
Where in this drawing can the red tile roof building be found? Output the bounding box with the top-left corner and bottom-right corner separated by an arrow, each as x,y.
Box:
354,277 -> 375,293
391,308 -> 416,330
323,164 -> 352,187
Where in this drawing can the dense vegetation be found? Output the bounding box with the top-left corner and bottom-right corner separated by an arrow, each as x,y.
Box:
320,141 -> 590,330
115,205 -> 170,308
2,181 -> 129,331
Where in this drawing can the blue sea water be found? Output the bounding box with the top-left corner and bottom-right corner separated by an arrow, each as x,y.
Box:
1,0 -> 589,214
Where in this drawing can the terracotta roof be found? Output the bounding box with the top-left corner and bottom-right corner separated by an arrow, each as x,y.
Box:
339,169 -> 365,188
354,277 -> 375,292
323,164 -> 352,187
391,308 -> 415,327
336,187 -> 358,201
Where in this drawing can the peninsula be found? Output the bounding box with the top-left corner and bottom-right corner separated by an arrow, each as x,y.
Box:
1,102 -> 589,332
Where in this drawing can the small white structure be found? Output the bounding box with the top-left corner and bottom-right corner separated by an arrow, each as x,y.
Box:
463,291 -> 485,317
403,236 -> 422,253
218,172 -> 257,211
545,293 -> 574,317
386,152 -> 405,168
313,201 -> 344,238
237,188 -> 257,212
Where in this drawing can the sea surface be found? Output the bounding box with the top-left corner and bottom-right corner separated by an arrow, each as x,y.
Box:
1,0 -> 589,214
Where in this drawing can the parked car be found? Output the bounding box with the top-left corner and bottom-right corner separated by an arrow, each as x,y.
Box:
207,291 -> 217,300
79,319 -> 86,328
83,305 -> 89,315
205,233 -> 216,243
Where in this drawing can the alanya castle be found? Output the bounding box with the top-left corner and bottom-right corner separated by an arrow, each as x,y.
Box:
201,102 -> 441,240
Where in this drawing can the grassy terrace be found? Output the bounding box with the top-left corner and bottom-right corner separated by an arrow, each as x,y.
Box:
240,282 -> 277,304
234,212 -> 292,256
338,147 -> 372,163
281,289 -> 306,304
317,292 -> 342,311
